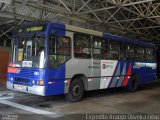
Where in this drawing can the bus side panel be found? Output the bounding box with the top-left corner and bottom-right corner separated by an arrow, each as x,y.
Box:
98,60 -> 132,89
133,62 -> 146,84
89,60 -> 101,90
46,65 -> 66,96
121,61 -> 132,87
132,62 -> 156,84
45,25 -> 66,96
100,60 -> 130,89
108,60 -> 131,88
141,62 -> 157,84
65,58 -> 94,91
101,60 -> 119,89
65,59 -> 135,91
116,60 -> 126,87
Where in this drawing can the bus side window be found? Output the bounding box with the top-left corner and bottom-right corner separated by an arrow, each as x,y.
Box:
125,44 -> 135,60
109,40 -> 120,60
103,40 -> 109,60
49,35 -> 71,68
92,37 -> 108,59
119,42 -> 124,60
74,33 -> 91,59
135,45 -> 145,61
146,48 -> 154,62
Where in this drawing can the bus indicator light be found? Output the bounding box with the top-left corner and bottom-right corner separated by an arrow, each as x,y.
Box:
39,80 -> 44,85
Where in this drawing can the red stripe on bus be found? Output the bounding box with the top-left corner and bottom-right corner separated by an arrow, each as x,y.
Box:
123,64 -> 132,86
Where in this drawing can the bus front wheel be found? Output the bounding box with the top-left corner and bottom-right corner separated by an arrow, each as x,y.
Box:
127,75 -> 139,92
65,78 -> 84,102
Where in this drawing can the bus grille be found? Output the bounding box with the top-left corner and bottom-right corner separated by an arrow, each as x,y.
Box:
13,78 -> 31,86
11,68 -> 34,79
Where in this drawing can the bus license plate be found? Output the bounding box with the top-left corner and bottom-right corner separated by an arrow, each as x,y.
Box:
16,85 -> 23,90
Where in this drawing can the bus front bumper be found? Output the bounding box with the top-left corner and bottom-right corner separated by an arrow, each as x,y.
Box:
7,81 -> 45,96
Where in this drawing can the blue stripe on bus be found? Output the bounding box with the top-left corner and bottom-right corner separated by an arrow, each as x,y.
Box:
103,33 -> 154,48
115,61 -> 125,87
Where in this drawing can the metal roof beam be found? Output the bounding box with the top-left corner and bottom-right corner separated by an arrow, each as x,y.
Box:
77,0 -> 157,14
106,0 -> 160,26
129,25 -> 160,30
107,15 -> 160,23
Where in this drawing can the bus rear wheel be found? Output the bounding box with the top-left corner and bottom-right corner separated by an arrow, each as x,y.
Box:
127,75 -> 139,92
65,78 -> 84,102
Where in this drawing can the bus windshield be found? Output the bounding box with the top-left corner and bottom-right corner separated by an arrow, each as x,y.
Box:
13,34 -> 46,68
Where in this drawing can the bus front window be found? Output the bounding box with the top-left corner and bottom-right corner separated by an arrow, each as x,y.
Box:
49,35 -> 71,69
13,34 -> 46,68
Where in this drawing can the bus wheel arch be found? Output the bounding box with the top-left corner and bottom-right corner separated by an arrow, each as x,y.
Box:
127,73 -> 140,92
65,74 -> 87,102
71,74 -> 88,91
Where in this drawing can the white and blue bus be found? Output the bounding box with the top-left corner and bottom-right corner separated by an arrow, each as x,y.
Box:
7,22 -> 157,102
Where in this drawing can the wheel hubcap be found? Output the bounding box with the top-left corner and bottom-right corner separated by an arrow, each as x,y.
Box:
72,85 -> 81,97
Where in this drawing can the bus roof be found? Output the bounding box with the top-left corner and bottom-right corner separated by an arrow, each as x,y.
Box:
65,24 -> 102,36
66,23 -> 155,48
14,22 -> 155,48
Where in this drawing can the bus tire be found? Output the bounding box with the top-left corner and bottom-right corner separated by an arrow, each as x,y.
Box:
65,78 -> 84,102
127,75 -> 139,92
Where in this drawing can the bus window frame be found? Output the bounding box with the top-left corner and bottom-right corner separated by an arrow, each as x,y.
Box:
92,36 -> 109,60
73,32 -> 91,59
135,45 -> 146,62
48,34 -> 72,69
108,39 -> 121,60
146,47 -> 155,62
125,42 -> 135,61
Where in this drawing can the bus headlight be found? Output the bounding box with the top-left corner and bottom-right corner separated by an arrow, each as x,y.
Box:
9,77 -> 13,82
32,80 -> 35,84
10,77 -> 13,81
